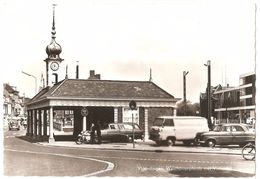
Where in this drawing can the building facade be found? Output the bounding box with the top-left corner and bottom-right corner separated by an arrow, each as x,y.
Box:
3,83 -> 30,126
212,72 -> 256,124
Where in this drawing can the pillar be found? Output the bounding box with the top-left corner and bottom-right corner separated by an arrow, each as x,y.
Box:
33,110 -> 37,139
43,109 -> 47,137
83,116 -> 87,131
114,107 -> 118,123
173,108 -> 177,116
26,110 -> 30,136
144,108 -> 149,142
49,106 -> 55,142
38,109 -> 42,140
30,110 -> 33,136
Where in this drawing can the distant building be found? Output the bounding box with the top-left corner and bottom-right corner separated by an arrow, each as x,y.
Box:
201,71 -> 256,125
3,83 -> 30,125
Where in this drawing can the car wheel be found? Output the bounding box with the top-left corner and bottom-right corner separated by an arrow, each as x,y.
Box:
127,136 -> 133,143
206,139 -> 216,147
166,138 -> 175,146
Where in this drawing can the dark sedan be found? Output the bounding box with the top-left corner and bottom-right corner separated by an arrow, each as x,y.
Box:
101,123 -> 144,142
196,123 -> 255,147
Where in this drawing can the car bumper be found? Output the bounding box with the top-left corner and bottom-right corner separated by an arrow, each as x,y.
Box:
149,133 -> 162,141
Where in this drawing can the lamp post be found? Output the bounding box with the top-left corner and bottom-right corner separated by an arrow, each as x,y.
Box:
183,71 -> 189,115
204,60 -> 212,129
22,71 -> 37,94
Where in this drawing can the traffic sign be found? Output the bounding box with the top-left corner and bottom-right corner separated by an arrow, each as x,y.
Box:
129,100 -> 137,110
81,107 -> 89,117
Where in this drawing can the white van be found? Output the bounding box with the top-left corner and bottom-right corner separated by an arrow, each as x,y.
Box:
149,116 -> 209,146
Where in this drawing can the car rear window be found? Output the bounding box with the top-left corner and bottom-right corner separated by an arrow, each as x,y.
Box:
232,125 -> 245,132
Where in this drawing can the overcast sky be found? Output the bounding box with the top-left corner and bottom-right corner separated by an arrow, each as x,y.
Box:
0,0 -> 257,103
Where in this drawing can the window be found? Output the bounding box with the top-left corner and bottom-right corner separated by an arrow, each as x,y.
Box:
223,126 -> 231,132
153,118 -> 164,126
232,126 -> 244,132
163,119 -> 174,126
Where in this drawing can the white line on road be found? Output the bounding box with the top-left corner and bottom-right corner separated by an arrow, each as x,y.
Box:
78,154 -> 230,164
5,149 -> 114,177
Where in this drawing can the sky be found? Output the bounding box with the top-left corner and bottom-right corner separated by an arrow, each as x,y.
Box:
0,0 -> 257,103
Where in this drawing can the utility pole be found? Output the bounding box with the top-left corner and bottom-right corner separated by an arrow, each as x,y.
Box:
183,71 -> 189,115
204,60 -> 212,129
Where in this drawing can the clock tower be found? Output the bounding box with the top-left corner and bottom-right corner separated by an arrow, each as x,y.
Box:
44,4 -> 63,86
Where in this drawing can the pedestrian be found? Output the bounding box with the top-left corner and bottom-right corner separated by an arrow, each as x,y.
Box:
90,123 -> 95,144
96,121 -> 101,144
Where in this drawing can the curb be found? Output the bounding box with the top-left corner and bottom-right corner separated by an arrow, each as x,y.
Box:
36,142 -> 243,156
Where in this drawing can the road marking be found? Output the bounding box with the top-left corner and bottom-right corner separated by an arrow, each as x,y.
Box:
4,149 -> 114,176
78,155 -> 230,164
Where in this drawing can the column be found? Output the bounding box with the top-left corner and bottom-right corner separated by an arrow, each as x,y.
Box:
144,108 -> 149,142
33,110 -> 37,139
114,107 -> 118,123
26,110 -> 30,136
83,116 -> 86,131
30,110 -> 33,136
43,109 -> 47,137
173,108 -> 177,116
49,106 -> 55,142
38,109 -> 42,140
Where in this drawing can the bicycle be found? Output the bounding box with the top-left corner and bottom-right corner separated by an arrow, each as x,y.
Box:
242,143 -> 255,160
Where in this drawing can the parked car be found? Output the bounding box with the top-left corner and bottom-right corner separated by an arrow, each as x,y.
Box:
101,123 -> 144,142
9,120 -> 20,130
149,116 -> 209,146
195,123 -> 255,147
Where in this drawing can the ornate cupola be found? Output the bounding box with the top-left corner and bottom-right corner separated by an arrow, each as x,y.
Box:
44,4 -> 64,86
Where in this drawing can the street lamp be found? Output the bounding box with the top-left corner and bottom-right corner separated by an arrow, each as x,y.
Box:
204,60 -> 212,129
183,71 -> 189,115
22,71 -> 38,94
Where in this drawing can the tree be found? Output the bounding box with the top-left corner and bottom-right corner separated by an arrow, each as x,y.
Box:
176,101 -> 200,116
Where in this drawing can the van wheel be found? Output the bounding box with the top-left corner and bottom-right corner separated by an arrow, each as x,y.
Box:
166,138 -> 175,146
206,139 -> 216,147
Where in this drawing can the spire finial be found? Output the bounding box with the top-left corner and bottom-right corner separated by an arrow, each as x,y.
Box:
52,4 -> 57,38
149,68 -> 153,82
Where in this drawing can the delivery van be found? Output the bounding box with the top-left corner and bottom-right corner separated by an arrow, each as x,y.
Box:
149,116 -> 209,146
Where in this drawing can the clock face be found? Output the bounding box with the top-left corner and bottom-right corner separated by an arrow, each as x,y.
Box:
50,62 -> 59,71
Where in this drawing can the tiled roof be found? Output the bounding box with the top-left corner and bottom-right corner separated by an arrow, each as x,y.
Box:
30,79 -> 176,103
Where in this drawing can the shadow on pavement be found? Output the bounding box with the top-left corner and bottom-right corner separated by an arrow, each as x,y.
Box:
169,169 -> 254,177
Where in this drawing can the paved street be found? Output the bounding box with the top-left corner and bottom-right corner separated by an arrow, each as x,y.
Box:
3,128 -> 255,177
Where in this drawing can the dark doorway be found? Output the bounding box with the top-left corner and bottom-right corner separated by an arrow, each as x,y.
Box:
87,107 -> 114,129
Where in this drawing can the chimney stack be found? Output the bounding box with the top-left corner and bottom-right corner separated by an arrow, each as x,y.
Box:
88,70 -> 101,80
